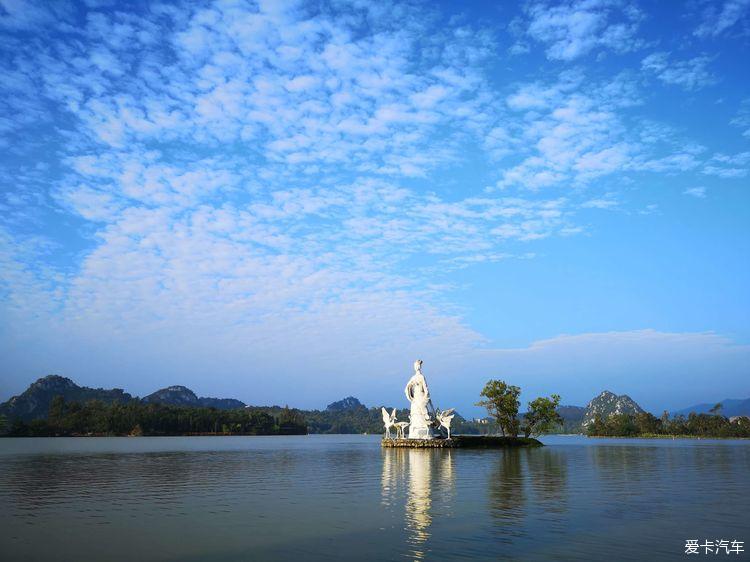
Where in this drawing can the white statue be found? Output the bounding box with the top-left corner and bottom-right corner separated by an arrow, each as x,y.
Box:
436,408 -> 455,439
381,407 -> 397,439
395,421 -> 410,439
405,359 -> 434,439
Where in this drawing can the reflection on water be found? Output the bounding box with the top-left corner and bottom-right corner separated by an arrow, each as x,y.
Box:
485,448 -> 568,545
406,450 -> 432,556
1,435 -> 749,561
381,449 -> 456,560
488,449 -> 525,536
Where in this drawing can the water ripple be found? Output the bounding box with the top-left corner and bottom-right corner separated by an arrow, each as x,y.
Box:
0,436 -> 748,561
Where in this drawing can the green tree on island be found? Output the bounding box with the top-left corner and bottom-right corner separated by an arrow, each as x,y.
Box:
477,380 -> 565,438
476,380 -> 521,437
522,394 -> 563,437
709,403 -> 723,415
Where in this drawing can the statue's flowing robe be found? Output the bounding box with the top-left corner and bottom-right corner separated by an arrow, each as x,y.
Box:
405,373 -> 432,438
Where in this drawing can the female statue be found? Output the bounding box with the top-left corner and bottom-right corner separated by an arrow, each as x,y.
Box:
404,359 -> 434,439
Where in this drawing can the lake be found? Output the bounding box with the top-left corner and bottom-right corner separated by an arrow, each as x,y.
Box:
1,435 -> 748,561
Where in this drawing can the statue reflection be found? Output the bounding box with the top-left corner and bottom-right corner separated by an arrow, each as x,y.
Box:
381,449 -> 455,561
405,450 -> 432,554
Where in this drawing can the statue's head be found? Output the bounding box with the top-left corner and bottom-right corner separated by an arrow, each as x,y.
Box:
413,359 -> 423,372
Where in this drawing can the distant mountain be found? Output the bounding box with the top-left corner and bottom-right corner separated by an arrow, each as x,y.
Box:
326,396 -> 365,412
582,391 -> 645,427
672,398 -> 750,418
0,375 -> 133,421
557,405 -> 586,422
549,405 -> 586,433
198,397 -> 247,410
142,385 -> 200,406
0,377 -> 246,422
142,385 -> 246,410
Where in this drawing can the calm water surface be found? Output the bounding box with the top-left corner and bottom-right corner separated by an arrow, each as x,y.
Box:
1,435 -> 748,561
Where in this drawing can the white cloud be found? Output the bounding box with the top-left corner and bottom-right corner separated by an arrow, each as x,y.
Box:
522,0 -> 644,61
581,195 -> 619,209
730,98 -> 750,138
694,0 -> 750,38
0,0 -> 74,30
683,186 -> 707,198
496,72 -> 643,190
702,151 -> 750,177
641,52 -> 716,90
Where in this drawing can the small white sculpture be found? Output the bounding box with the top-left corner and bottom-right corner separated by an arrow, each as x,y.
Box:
405,359 -> 435,439
381,407 -> 397,439
395,421 -> 410,439
436,408 -> 456,439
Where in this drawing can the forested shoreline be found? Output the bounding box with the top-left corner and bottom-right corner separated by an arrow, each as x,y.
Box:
1,397 -> 488,437
3,397 -> 307,437
587,411 -> 750,438
3,386 -> 749,439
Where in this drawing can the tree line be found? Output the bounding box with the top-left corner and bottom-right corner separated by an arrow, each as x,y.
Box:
248,405 -> 487,435
5,396 -> 307,437
587,410 -> 750,438
476,380 -> 563,437
475,379 -> 750,439
5,383 -> 746,439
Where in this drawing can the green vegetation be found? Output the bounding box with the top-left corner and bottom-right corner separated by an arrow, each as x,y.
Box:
476,379 -> 563,437
476,380 -> 521,437
454,435 -> 543,448
6,397 -> 306,437
523,394 -> 563,437
247,405 -> 486,435
2,394 -> 490,437
10,383 -> 745,440
587,411 -> 750,438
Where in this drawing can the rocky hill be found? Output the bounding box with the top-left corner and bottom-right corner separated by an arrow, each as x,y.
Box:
326,396 -> 366,412
142,385 -> 200,406
0,377 -> 246,422
555,405 -> 586,433
0,375 -> 133,421
557,405 -> 586,421
582,390 -> 645,427
198,396 -> 248,410
140,385 -> 246,409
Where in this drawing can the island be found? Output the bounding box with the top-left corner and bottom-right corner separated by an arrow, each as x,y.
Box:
379,360 -> 547,448
382,435 -> 542,448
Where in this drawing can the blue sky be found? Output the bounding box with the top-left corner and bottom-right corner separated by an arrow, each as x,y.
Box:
0,0 -> 748,415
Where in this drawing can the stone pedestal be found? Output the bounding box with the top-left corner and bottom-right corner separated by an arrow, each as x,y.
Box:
408,425 -> 435,440
381,436 -> 544,448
